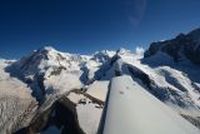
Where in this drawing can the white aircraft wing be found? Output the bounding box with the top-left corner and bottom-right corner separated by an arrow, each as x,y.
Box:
98,75 -> 200,134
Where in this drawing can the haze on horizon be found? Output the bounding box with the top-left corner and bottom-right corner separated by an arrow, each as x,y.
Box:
0,0 -> 200,58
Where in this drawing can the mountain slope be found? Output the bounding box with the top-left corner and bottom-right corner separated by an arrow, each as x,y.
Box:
0,60 -> 38,133
0,28 -> 200,133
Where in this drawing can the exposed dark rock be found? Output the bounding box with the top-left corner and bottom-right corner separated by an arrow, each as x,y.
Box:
144,28 -> 200,64
70,89 -> 104,106
110,54 -> 121,66
79,65 -> 90,84
181,114 -> 200,129
78,98 -> 87,105
192,82 -> 200,93
57,53 -> 67,61
91,51 -> 111,64
125,63 -> 193,107
49,66 -> 67,77
4,48 -> 51,103
114,70 -> 122,76
93,53 -> 120,81
144,42 -> 162,58
14,95 -> 85,134
126,64 -> 152,89
159,70 -> 188,92
126,63 -> 169,101
79,52 -> 119,84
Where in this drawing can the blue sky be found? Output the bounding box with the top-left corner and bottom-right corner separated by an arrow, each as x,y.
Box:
0,0 -> 200,58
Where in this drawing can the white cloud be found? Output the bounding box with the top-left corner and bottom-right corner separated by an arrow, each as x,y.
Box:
135,46 -> 145,56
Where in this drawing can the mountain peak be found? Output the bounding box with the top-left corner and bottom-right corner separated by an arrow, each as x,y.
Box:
2,28 -> 200,133
144,27 -> 200,64
188,27 -> 200,41
189,27 -> 200,35
37,46 -> 58,54
116,48 -> 131,55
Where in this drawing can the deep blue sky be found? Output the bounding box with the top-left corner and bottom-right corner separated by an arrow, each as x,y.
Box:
0,0 -> 200,58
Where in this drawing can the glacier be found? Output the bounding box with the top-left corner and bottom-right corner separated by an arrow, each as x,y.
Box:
0,28 -> 200,134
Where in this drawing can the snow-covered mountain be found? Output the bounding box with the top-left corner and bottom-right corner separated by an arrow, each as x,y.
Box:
1,28 -> 200,134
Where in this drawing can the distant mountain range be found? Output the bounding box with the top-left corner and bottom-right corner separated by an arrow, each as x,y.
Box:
0,28 -> 200,134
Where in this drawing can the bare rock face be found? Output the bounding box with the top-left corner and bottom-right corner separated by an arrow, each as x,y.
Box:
1,28 -> 200,134
181,114 -> 200,129
14,94 -> 85,134
144,28 -> 200,64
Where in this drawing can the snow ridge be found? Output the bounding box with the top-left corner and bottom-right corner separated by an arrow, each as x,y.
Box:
1,28 -> 200,133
